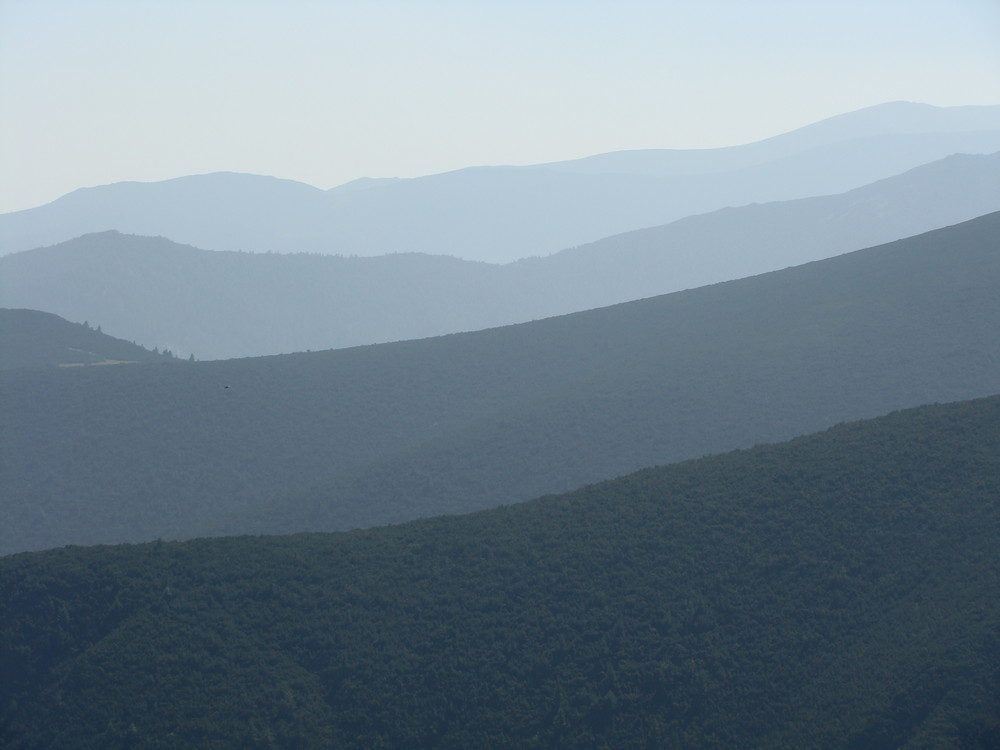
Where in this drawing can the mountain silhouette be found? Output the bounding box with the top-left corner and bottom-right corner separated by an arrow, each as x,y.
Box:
2,152 -> 998,360
2,102 -> 999,262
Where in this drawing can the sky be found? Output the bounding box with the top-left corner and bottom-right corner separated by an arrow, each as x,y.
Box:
1,0 -> 998,214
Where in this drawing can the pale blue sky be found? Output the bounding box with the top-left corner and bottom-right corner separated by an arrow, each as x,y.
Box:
1,0 -> 998,213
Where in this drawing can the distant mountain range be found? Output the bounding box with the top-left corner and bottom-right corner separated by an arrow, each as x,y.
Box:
4,392 -> 999,747
2,211 -> 998,554
2,101 -> 999,262
2,151 -> 998,360
0,308 -> 179,369
4,98 -> 999,749
541,100 -> 1000,176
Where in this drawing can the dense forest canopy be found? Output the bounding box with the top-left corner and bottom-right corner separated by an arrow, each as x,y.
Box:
3,394 -> 999,748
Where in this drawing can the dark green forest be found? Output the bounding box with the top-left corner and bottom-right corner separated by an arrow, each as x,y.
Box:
3,394 -> 1000,749
0,308 -> 179,369
2,212 -> 1000,554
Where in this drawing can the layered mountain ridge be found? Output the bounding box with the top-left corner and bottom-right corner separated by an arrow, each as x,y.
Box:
3,102 -> 999,262
2,211 -> 998,554
2,151 -> 998,360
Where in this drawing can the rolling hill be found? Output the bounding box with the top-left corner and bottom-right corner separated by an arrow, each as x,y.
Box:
3,393 -> 999,747
0,308 -> 179,369
2,102 -> 999,262
1,211 -> 998,554
1,151 -> 998,360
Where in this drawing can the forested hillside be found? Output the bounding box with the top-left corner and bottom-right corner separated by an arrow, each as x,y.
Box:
2,152 -> 998,360
1,212 -> 998,554
0,308 -> 178,369
3,394 -> 999,748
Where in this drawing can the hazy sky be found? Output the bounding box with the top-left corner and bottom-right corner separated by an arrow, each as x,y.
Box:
1,0 -> 998,213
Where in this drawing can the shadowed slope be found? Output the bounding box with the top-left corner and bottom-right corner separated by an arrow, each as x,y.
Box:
0,308 -> 177,369
1,212 -> 998,553
3,394 -> 999,748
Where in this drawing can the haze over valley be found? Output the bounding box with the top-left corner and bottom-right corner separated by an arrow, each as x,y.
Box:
4,105 -> 1000,747
3,1 -> 1000,744
3,146 -> 999,360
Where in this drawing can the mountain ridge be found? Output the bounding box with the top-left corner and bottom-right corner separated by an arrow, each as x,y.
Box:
0,308 -> 179,369
2,211 -> 998,554
541,100 -> 1000,176
2,151 -> 998,360
2,102 -> 999,261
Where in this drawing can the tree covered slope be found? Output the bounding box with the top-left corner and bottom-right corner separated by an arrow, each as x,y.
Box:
3,394 -> 999,748
0,308 -> 178,369
1,212 -> 998,554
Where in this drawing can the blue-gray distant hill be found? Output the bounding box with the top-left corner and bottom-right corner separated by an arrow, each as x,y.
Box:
2,101 -> 999,262
2,152 -> 998,360
0,308 -> 178,369
2,211 -> 998,554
